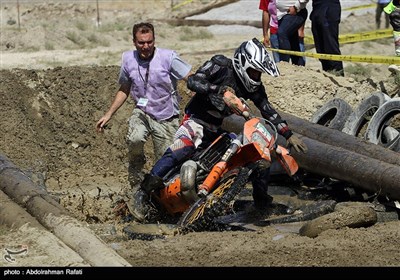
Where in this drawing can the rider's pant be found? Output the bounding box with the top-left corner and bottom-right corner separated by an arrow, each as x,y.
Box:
149,119 -> 222,179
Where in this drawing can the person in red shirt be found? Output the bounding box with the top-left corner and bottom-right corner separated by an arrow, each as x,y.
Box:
259,0 -> 280,62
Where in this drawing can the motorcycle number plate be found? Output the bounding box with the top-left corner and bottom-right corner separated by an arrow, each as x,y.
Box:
255,123 -> 272,142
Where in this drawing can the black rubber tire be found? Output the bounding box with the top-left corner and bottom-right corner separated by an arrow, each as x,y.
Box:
365,98 -> 400,152
310,98 -> 353,131
178,167 -> 250,233
342,92 -> 391,138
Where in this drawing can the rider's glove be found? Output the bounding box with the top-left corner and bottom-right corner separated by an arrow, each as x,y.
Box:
218,85 -> 235,95
208,92 -> 225,111
208,85 -> 235,112
287,134 -> 308,153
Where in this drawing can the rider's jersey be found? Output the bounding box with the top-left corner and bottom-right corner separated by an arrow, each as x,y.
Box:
186,54 -> 293,139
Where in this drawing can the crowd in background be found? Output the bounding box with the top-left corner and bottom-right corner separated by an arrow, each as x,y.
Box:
259,0 -> 343,76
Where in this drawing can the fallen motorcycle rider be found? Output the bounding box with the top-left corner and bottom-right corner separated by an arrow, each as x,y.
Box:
123,38 -> 308,229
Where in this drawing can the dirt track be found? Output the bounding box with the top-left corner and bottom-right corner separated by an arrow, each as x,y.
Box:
1,63 -> 400,267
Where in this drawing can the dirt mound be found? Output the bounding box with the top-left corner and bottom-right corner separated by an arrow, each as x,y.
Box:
0,66 -> 194,223
1,67 -> 123,180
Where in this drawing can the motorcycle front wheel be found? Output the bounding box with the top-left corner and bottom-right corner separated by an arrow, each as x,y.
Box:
178,167 -> 250,233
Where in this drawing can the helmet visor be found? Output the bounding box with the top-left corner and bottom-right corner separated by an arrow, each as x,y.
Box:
246,68 -> 261,82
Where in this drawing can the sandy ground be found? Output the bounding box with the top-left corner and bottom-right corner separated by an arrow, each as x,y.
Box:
1,0 -> 400,268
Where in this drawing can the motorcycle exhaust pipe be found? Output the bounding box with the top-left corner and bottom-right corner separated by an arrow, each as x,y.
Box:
180,160 -> 198,204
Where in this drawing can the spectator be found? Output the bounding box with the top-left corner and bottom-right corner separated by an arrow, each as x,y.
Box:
385,0 -> 400,56
376,0 -> 391,29
384,0 -> 400,73
276,0 -> 309,66
260,0 -> 280,62
310,0 -> 344,76
259,0 -> 306,65
298,23 -> 306,66
96,22 -> 192,202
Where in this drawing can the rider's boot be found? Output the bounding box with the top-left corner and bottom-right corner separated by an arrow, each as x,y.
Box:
253,189 -> 273,211
128,188 -> 150,223
127,173 -> 165,222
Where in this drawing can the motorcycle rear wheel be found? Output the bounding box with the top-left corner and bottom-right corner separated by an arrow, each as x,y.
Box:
178,167 -> 250,233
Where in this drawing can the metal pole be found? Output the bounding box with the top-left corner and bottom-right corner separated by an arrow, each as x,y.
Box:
17,0 -> 20,30
96,0 -> 100,28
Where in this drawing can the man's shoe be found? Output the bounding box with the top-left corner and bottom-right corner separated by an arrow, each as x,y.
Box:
388,64 -> 400,74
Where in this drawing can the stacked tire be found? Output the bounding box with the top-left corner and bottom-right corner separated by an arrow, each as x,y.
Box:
310,93 -> 400,152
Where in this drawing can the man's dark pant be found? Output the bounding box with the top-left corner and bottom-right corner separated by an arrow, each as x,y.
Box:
310,3 -> 344,75
278,9 -> 308,66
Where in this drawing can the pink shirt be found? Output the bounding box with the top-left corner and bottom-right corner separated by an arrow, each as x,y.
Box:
259,0 -> 278,34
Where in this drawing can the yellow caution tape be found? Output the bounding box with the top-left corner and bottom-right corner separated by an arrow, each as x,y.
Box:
343,3 -> 376,11
339,29 -> 392,44
269,48 -> 400,65
304,29 -> 393,45
172,0 -> 194,10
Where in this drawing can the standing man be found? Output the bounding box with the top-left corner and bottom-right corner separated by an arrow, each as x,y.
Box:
310,0 -> 344,76
259,0 -> 280,62
259,0 -> 307,65
276,0 -> 309,66
298,23 -> 306,66
385,0 -> 400,56
96,22 -> 192,201
384,0 -> 400,73
376,0 -> 391,29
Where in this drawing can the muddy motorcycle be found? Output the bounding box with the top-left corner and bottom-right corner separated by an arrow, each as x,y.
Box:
150,91 -> 299,232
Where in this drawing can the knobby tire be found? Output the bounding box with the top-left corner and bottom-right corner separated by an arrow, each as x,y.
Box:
178,167 -> 250,233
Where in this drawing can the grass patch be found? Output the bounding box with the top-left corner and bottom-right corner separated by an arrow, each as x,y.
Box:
99,22 -> 127,32
198,29 -> 214,40
66,31 -> 86,48
86,33 -> 110,47
45,42 -> 55,50
76,21 -> 88,31
345,63 -> 371,81
179,26 -> 214,41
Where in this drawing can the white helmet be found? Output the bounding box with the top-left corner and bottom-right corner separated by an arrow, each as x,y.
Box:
233,38 -> 279,92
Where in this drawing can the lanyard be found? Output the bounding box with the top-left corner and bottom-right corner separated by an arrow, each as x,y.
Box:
138,62 -> 150,93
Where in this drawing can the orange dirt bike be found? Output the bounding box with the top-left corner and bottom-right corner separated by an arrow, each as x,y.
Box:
150,91 -> 299,232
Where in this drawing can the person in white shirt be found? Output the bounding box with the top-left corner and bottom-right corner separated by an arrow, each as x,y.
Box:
275,0 -> 309,65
